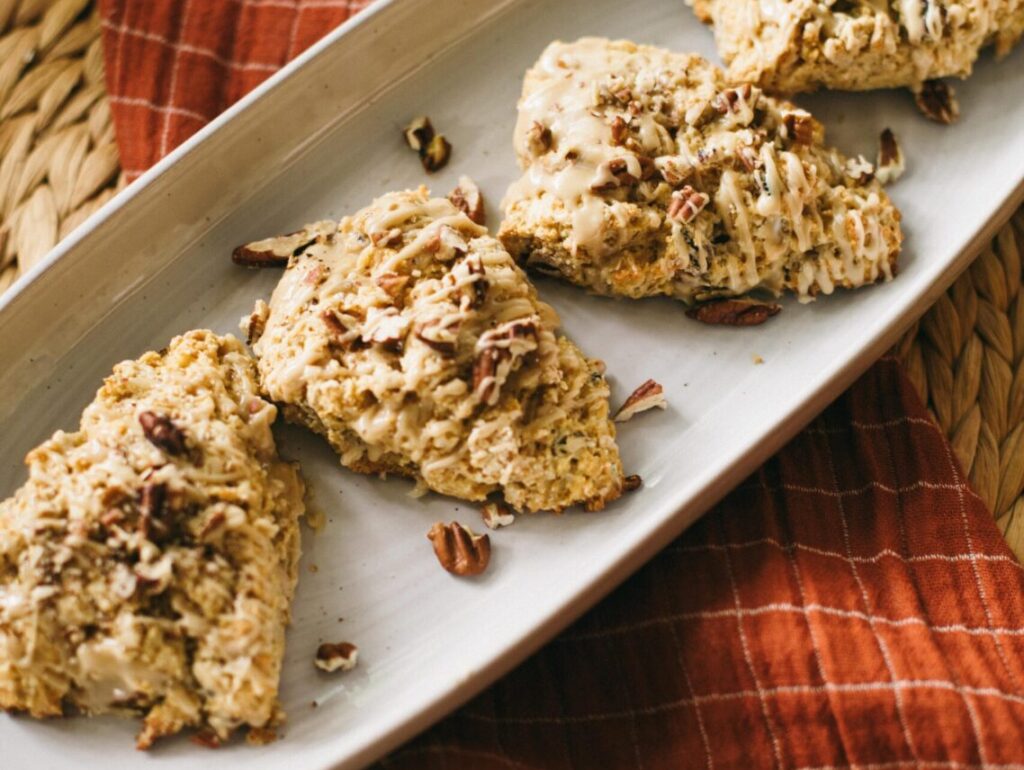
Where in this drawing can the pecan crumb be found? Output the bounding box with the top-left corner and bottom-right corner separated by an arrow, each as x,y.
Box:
914,79 -> 959,124
448,175 -> 486,225
403,115 -> 452,172
314,641 -> 358,673
427,521 -> 491,576
875,128 -> 905,185
712,83 -> 752,114
623,474 -> 643,492
686,298 -> 782,326
481,501 -> 515,530
614,379 -> 667,422
190,731 -> 222,749
139,411 -> 187,456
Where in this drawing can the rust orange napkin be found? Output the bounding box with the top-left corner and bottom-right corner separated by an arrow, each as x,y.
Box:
99,2 -> 1024,766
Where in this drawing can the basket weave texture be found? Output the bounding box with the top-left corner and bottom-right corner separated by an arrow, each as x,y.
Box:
0,0 -> 122,295
2,0 -> 1023,562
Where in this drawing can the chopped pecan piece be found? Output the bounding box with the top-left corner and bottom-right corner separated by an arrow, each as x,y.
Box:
403,115 -> 434,153
686,298 -> 782,326
139,411 -> 187,457
314,641 -> 359,673
591,157 -> 638,192
449,175 -> 486,225
371,227 -> 403,248
232,225 -> 330,267
472,319 -> 539,404
875,128 -> 905,185
609,115 -> 629,145
914,79 -> 959,124
614,380 -> 667,422
782,110 -> 815,145
422,134 -> 452,172
481,501 -> 515,530
138,482 -> 175,543
712,83 -> 752,114
527,121 -> 553,154
427,521 -> 491,576
376,272 -> 410,298
414,319 -> 459,354
668,186 -> 709,223
623,474 -> 642,492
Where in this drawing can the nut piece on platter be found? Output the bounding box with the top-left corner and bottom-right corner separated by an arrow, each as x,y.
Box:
314,642 -> 359,673
0,331 -> 305,748
498,38 -> 902,311
428,521 -> 491,576
689,0 -> 1024,94
245,187 -> 626,513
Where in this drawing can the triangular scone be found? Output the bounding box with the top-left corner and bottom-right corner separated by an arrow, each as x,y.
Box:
690,0 -> 1024,94
0,331 -> 304,748
498,38 -> 902,305
244,188 -> 625,513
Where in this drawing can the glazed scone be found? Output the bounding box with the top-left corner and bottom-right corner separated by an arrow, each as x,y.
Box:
244,188 -> 624,513
498,38 -> 901,305
0,331 -> 305,748
691,0 -> 1024,93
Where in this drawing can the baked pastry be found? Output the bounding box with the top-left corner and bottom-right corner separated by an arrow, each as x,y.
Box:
690,0 -> 1024,94
0,331 -> 305,748
243,187 -> 624,513
498,38 -> 901,306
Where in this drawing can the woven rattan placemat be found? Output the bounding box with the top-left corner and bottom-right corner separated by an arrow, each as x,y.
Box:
2,0 -> 1021,559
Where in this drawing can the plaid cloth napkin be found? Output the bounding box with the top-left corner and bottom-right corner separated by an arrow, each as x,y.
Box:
99,2 -> 1024,766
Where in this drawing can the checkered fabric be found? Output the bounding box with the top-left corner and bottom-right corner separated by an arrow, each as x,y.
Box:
99,3 -> 1024,767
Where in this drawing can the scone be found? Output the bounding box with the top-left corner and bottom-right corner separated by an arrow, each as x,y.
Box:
498,38 -> 901,306
0,331 -> 305,748
691,0 -> 1024,93
243,187 -> 625,513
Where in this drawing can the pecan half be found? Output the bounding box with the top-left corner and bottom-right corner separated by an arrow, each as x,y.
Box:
686,298 -> 782,326
139,411 -> 187,456
914,79 -> 958,124
481,501 -> 515,530
427,521 -> 491,576
614,379 -> 667,422
875,128 -> 905,185
667,186 -> 709,223
403,115 -> 434,153
449,175 -> 486,225
314,641 -> 359,673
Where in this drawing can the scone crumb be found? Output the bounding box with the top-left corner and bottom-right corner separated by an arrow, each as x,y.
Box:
615,379 -> 667,422
753,354 -> 765,365
482,501 -> 515,529
314,642 -> 359,673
